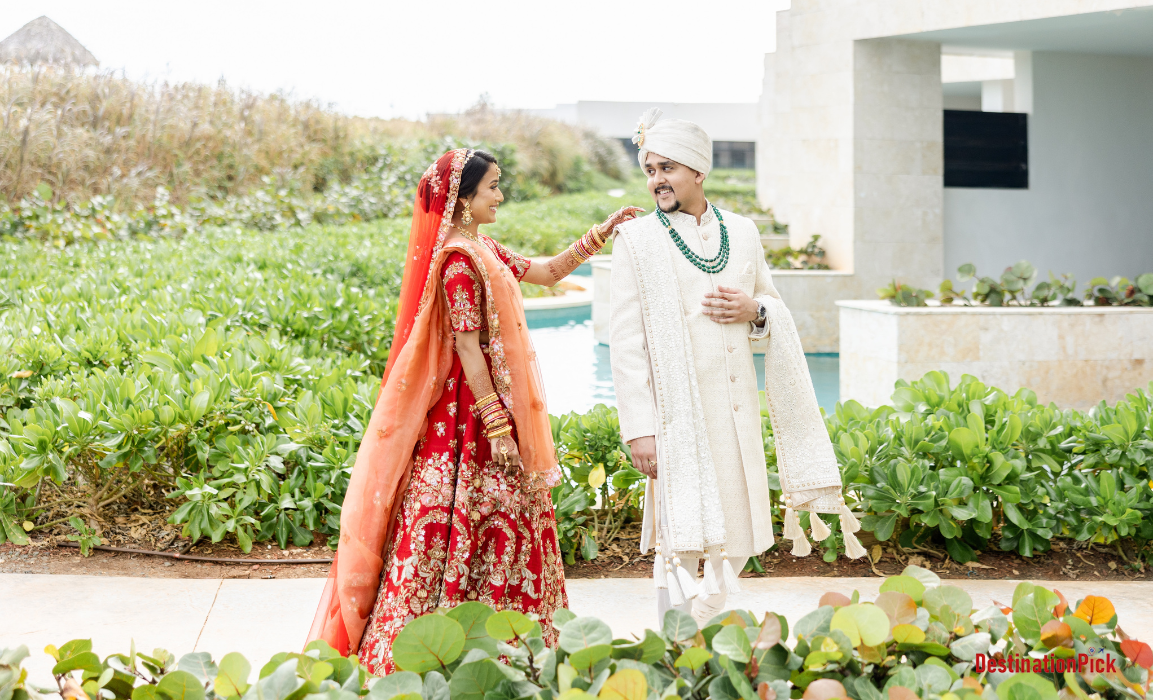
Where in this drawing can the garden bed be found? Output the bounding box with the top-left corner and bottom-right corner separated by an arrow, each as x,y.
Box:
4,522 -> 1145,582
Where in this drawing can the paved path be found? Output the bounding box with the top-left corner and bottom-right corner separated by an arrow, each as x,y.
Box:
5,575 -> 1152,684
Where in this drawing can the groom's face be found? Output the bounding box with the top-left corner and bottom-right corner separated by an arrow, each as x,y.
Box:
644,152 -> 705,213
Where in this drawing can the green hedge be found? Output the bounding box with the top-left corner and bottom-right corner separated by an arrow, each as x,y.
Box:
4,571 -> 1148,700
3,221 -> 1152,564
762,373 -> 1153,564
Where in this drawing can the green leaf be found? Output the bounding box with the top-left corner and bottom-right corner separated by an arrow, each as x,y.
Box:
177,653 -> 217,684
141,351 -> 177,374
948,428 -> 978,460
997,673 -> 1059,700
214,653 -> 251,698
661,610 -> 697,642
446,602 -> 496,654
566,644 -> 611,673
922,585 -> 973,617
391,615 -> 466,672
793,606 -> 834,640
949,632 -> 991,661
156,671 -> 206,700
830,604 -> 890,648
189,391 -> 211,424
1012,590 -> 1060,644
610,630 -> 666,664
712,625 -> 752,663
901,564 -> 940,590
878,576 -> 926,604
368,671 -> 422,699
485,611 -> 534,641
51,652 -> 102,677
247,660 -> 302,700
558,617 -> 612,653
133,686 -> 161,700
674,648 -> 712,672
193,328 -> 219,358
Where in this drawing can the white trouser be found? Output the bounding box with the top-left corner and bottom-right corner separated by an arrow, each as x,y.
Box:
656,553 -> 750,627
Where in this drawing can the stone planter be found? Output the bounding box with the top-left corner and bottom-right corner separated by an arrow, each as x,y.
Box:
837,300 -> 1153,409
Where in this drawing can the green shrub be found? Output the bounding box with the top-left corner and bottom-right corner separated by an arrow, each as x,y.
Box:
550,406 -> 645,564
882,261 -> 1153,307
6,573 -> 1150,700
0,223 -> 407,550
762,371 -> 1153,564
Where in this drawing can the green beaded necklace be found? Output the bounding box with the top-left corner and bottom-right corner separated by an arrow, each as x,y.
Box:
656,204 -> 730,274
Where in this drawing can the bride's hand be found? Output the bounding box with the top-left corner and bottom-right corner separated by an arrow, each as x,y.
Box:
597,206 -> 645,237
491,434 -> 521,476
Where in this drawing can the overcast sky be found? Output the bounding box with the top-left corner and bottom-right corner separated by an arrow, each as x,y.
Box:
1,0 -> 786,119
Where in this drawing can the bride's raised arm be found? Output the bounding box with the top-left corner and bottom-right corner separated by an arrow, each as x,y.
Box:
519,206 -> 644,287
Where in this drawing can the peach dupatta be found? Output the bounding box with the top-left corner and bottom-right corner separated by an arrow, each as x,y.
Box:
305,234 -> 560,656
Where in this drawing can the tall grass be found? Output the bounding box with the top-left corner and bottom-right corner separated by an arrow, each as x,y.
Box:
0,67 -> 627,209
0,66 -> 411,206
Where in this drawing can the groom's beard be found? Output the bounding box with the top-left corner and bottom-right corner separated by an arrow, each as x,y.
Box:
658,198 -> 682,213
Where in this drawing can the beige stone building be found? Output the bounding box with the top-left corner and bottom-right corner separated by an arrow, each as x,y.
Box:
758,1 -> 1153,351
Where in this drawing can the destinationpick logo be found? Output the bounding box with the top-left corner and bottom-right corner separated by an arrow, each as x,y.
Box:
974,652 -> 1118,674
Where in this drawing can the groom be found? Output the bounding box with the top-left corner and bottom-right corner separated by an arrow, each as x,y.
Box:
609,109 -> 863,626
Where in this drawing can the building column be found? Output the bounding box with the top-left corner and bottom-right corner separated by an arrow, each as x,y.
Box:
852,38 -> 944,291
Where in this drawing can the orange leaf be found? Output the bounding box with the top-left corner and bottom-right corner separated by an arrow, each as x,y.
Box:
804,679 -> 847,700
993,599 -> 1013,615
1040,620 -> 1073,649
961,678 -> 983,693
1073,595 -> 1116,625
1120,640 -> 1153,669
888,688 -> 919,700
819,592 -> 852,608
758,682 -> 777,700
1053,589 -> 1069,618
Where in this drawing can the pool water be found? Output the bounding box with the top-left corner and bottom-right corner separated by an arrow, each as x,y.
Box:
528,307 -> 840,416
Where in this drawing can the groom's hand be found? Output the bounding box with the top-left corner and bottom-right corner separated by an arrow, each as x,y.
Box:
702,286 -> 759,324
629,436 -> 658,479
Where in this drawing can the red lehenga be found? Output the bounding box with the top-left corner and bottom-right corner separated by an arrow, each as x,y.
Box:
358,242 -> 567,674
307,149 -> 566,673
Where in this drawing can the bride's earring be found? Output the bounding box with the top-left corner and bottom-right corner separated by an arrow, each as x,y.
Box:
461,200 -> 473,226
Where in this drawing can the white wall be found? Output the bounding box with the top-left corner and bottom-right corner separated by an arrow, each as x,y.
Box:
944,52 -> 1153,285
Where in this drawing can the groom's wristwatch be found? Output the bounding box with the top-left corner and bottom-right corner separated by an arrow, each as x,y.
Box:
754,301 -> 767,326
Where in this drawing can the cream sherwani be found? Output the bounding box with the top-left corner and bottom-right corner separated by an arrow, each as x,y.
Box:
610,204 -> 776,560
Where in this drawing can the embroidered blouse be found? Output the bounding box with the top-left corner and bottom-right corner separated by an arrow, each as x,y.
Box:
442,235 -> 531,332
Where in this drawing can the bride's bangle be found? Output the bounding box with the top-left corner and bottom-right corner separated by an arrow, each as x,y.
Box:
567,225 -> 607,265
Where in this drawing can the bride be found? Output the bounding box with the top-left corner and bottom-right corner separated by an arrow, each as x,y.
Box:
307,147 -> 640,673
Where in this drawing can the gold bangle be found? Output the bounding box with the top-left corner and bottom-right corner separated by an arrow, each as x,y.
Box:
487,424 -> 513,439
474,392 -> 499,407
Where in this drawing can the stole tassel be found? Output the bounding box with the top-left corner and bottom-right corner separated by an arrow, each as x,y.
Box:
810,513 -> 832,541
840,505 -> 868,560
672,556 -> 700,600
654,542 -> 668,589
720,549 -> 742,593
665,557 -> 685,605
784,507 -> 811,557
701,551 -> 721,596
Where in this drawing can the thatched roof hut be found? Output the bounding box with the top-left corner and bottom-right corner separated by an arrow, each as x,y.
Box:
0,16 -> 98,67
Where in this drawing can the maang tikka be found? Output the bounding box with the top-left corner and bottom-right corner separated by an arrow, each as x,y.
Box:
461,200 -> 473,226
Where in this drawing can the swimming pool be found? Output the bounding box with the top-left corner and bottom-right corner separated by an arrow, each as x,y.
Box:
528,307 -> 840,416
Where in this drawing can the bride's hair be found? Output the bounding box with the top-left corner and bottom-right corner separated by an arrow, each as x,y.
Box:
458,150 -> 498,200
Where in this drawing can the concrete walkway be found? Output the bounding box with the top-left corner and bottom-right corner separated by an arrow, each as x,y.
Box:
5,575 -> 1153,684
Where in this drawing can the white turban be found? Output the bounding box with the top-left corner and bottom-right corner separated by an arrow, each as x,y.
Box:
632,108 -> 712,176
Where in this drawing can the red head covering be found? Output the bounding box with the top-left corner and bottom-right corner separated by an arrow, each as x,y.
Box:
382,148 -> 473,384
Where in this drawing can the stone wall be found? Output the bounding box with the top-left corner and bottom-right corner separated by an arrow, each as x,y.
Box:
838,300 -> 1153,409
757,0 -> 1153,349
